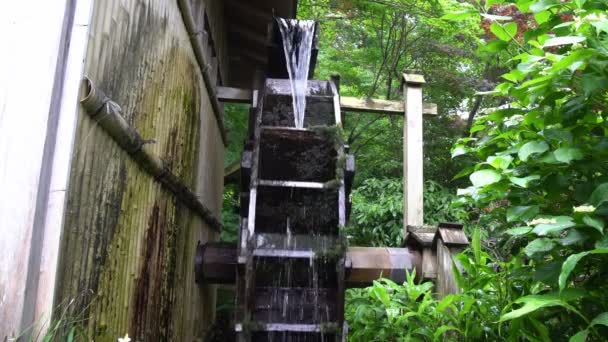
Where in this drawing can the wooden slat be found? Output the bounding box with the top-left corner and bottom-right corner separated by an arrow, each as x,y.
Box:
340,96 -> 437,115
217,86 -> 252,103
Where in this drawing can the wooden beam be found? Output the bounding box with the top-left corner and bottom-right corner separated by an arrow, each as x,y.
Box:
341,96 -> 437,115
217,86 -> 253,104
194,243 -> 421,287
215,86 -> 438,116
403,73 -> 425,237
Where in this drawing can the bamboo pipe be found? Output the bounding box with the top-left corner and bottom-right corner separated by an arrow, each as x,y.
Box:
79,77 -> 222,232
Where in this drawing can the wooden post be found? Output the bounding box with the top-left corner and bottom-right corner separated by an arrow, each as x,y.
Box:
433,223 -> 469,297
402,73 -> 425,237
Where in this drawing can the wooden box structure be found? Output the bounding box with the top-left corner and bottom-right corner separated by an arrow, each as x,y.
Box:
234,76 -> 351,341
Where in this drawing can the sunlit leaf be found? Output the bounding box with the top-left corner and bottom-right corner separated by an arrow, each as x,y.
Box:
583,215 -> 604,234
543,36 -> 586,48
487,155 -> 513,169
470,169 -> 502,187
524,238 -> 555,256
589,183 -> 608,207
500,292 -> 577,321
529,0 -> 559,13
559,249 -> 608,290
518,140 -> 549,161
569,330 -> 588,342
510,175 -> 541,188
505,226 -> 533,236
590,312 -> 608,327
490,22 -> 518,41
507,206 -> 539,222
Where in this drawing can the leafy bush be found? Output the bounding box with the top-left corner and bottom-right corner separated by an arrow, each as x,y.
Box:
447,0 -> 608,339
346,178 -> 470,247
346,229 -> 531,341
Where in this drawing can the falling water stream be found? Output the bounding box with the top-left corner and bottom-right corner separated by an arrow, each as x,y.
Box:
276,18 -> 315,129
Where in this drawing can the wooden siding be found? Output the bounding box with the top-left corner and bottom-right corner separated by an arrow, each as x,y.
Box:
53,1 -> 223,341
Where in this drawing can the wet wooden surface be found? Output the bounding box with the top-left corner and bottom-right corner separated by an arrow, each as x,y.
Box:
53,1 -> 224,340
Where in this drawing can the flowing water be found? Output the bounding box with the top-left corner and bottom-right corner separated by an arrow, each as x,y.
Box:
276,18 -> 315,129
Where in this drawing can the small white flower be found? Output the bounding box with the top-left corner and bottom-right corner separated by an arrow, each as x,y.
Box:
528,218 -> 557,226
573,204 -> 596,213
118,334 -> 131,342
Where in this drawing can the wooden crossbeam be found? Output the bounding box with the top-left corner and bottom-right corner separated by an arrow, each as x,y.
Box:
216,86 -> 438,115
217,86 -> 252,103
340,96 -> 437,115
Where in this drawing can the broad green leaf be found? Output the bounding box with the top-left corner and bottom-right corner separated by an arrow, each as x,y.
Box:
552,49 -> 594,72
510,175 -> 541,188
590,312 -> 608,327
529,0 -> 559,13
532,217 -> 576,236
519,140 -> 549,161
534,10 -> 552,24
583,215 -> 604,234
543,128 -> 573,144
539,151 -> 561,164
483,39 -> 508,53
470,169 -> 502,187
451,146 -> 468,158
507,206 -> 539,222
470,124 -> 486,133
505,226 -> 533,236
502,69 -> 526,83
487,155 -> 513,169
499,293 -> 576,321
491,22 -> 518,41
543,36 -> 586,48
596,235 -> 608,249
559,251 -> 589,291
589,183 -> 608,207
453,166 -> 474,180
554,147 -> 584,163
573,0 -> 587,8
561,229 -> 588,246
524,238 -> 555,256
559,249 -> 608,290
569,330 -> 588,342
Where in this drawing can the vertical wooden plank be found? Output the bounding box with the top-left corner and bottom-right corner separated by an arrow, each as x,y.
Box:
402,73 -> 425,237
435,241 -> 464,298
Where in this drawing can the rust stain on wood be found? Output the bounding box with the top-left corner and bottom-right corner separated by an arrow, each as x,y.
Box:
52,0 -> 224,341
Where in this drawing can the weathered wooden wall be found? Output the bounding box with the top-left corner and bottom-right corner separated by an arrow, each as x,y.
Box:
53,0 -> 225,340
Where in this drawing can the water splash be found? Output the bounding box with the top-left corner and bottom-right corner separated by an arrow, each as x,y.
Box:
276,18 -> 315,128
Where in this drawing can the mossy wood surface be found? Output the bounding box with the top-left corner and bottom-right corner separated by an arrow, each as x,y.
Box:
53,1 -> 224,341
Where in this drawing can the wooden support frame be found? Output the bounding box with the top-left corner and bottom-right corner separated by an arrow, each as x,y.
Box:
220,76 -> 432,243
402,73 -> 426,236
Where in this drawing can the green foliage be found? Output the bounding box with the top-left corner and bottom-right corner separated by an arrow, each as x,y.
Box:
449,0 -> 608,339
346,178 -> 470,247
346,240 -> 534,341
220,183 -> 239,243
298,0 -> 482,187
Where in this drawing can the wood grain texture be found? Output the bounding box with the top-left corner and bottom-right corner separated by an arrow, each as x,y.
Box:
53,1 -> 224,340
